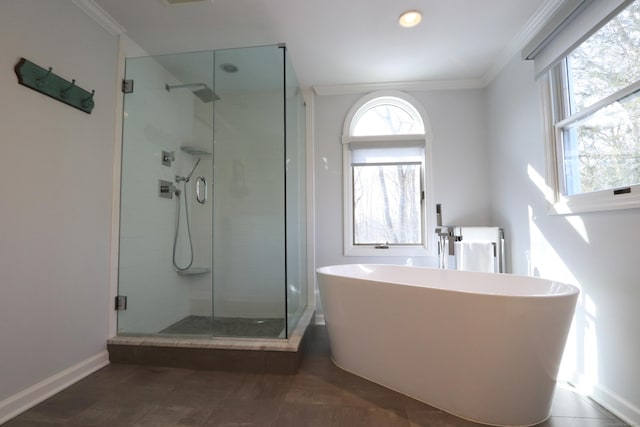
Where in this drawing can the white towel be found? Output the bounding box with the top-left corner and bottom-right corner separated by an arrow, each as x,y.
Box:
454,241 -> 495,273
455,226 -> 501,242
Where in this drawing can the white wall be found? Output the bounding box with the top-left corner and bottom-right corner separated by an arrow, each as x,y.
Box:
313,89 -> 492,271
486,55 -> 640,425
313,89 -> 492,319
0,0 -> 117,415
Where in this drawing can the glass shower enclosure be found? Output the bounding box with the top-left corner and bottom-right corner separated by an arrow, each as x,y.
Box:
117,45 -> 307,339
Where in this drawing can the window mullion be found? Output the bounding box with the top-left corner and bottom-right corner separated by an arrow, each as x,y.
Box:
556,78 -> 640,129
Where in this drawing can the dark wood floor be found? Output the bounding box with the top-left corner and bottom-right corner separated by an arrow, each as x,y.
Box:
5,326 -> 629,426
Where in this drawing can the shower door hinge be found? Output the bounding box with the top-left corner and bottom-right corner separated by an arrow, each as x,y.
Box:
122,79 -> 134,94
114,295 -> 128,311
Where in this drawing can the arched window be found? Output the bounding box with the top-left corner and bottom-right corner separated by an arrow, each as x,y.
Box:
342,91 -> 434,256
349,96 -> 425,136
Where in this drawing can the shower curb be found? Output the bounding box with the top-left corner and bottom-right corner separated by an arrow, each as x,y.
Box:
107,307 -> 314,374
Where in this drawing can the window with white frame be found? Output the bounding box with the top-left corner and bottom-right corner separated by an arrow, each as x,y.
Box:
529,0 -> 640,213
342,91 -> 433,256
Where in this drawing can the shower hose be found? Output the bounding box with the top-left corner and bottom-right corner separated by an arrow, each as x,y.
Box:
172,181 -> 194,271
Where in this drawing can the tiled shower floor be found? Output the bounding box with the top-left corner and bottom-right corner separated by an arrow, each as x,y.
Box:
5,325 -> 631,427
159,315 -> 285,338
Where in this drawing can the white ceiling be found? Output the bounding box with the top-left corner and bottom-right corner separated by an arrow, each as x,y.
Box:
92,0 -> 555,91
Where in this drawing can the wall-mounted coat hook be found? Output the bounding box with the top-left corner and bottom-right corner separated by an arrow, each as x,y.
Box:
60,79 -> 76,100
81,89 -> 95,109
15,58 -> 95,114
35,67 -> 52,88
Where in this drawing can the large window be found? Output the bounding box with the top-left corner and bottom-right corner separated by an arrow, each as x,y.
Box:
537,0 -> 640,213
343,91 -> 433,256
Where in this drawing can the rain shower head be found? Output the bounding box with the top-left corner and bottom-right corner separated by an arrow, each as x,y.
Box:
165,83 -> 220,103
193,87 -> 218,103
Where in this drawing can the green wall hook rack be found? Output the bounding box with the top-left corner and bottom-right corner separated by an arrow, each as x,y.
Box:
15,58 -> 95,114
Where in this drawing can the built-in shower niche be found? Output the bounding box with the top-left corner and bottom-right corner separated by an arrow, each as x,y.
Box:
113,43 -> 309,370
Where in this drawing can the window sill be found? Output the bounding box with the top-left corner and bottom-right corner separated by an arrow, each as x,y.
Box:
548,186 -> 640,215
344,244 -> 433,257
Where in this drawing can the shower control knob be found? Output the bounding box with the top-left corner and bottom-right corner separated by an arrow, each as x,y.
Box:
158,179 -> 176,199
162,150 -> 175,166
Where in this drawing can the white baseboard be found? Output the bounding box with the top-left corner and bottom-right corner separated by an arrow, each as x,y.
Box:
0,351 -> 109,425
591,383 -> 640,427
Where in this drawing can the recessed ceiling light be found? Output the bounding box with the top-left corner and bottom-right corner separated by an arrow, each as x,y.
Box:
220,63 -> 239,73
398,10 -> 422,28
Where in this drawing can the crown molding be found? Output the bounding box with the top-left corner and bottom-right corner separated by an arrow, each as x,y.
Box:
482,0 -> 565,85
313,78 -> 486,96
72,0 -> 126,36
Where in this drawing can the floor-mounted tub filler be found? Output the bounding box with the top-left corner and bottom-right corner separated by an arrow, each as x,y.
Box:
316,264 -> 579,427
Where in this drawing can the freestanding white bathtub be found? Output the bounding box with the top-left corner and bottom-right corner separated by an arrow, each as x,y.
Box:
317,264 -> 579,427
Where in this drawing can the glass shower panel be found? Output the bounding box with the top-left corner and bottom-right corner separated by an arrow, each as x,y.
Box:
118,51 -> 214,336
212,46 -> 287,338
284,48 -> 307,335
118,45 -> 306,340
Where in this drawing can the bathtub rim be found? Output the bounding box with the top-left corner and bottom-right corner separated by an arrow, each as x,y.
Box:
316,263 -> 580,299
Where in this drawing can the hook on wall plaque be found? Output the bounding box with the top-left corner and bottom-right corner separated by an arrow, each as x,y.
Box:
14,58 -> 95,114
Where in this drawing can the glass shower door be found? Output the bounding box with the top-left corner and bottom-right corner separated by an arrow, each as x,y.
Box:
117,51 -> 215,336
211,45 -> 287,338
